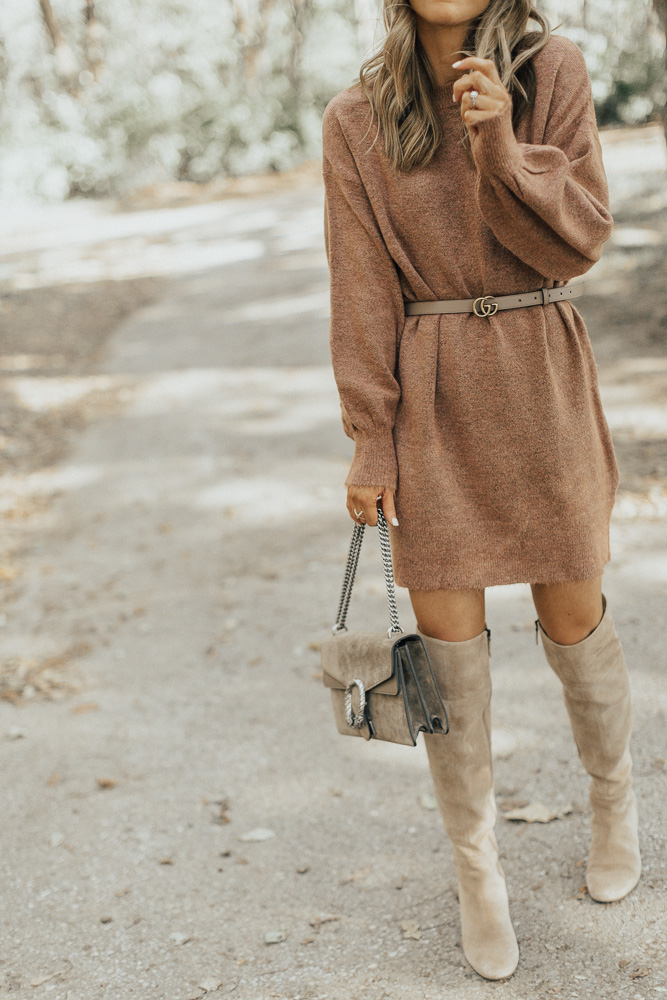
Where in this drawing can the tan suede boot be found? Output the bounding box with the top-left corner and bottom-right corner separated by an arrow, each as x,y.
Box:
417,625 -> 519,981
535,592 -> 641,902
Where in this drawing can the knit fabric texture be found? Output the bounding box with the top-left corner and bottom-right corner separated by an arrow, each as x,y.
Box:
322,34 -> 619,590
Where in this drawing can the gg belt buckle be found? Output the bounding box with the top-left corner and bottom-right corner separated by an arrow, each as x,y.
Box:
472,294 -> 499,318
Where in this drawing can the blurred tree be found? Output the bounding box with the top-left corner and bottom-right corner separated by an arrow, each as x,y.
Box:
0,0 -> 664,201
653,0 -> 667,136
38,0 -> 78,84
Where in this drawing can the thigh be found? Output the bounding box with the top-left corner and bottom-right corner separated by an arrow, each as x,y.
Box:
530,575 -> 604,645
408,587 -> 486,641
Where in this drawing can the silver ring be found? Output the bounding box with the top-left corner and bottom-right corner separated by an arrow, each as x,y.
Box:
470,89 -> 478,109
353,508 -> 364,518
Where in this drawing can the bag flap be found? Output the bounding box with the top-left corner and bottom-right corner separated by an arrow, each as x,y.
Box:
321,631 -> 398,693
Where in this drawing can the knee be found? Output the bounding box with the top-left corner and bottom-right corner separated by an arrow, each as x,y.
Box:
537,607 -> 604,645
531,580 -> 604,645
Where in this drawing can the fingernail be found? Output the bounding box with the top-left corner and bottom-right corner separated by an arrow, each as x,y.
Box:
452,60 -> 461,67
391,517 -> 399,526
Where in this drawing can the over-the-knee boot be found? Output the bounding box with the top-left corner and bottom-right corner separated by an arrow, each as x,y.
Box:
417,625 -> 519,981
535,592 -> 641,902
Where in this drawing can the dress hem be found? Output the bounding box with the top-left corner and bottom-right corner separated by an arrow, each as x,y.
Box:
393,552 -> 612,591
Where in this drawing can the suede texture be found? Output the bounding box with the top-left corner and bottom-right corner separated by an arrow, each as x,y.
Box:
417,626 -> 519,980
536,593 -> 641,902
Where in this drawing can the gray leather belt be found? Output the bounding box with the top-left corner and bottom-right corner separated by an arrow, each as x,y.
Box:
403,282 -> 585,317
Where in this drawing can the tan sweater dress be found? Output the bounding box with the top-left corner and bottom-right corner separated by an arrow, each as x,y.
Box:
322,34 -> 619,591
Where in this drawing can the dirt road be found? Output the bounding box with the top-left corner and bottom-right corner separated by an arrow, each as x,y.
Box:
0,125 -> 666,1000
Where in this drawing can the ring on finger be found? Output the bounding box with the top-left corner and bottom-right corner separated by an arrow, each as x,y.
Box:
470,88 -> 478,109
353,508 -> 364,518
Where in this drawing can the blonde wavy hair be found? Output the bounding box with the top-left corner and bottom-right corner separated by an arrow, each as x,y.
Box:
356,0 -> 557,170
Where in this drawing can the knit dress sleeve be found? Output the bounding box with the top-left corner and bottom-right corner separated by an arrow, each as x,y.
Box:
322,100 -> 405,491
468,39 -> 614,281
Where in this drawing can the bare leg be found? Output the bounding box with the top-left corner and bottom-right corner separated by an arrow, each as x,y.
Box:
530,574 -> 603,644
408,586 -> 486,641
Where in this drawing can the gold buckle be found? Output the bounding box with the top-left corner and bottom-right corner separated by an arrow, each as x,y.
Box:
472,294 -> 499,318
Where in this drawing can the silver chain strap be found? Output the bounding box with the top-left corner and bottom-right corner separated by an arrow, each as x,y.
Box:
331,509 -> 403,637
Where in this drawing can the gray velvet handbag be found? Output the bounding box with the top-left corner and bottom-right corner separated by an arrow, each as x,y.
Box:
321,509 -> 450,746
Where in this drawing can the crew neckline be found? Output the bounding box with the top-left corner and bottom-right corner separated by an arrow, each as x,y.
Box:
432,78 -> 461,110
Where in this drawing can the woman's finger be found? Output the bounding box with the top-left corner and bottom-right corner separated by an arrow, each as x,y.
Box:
452,55 -> 502,86
462,109 -> 506,128
363,500 -> 379,527
452,64 -> 508,106
461,89 -> 493,111
381,490 -> 399,527
348,501 -> 366,525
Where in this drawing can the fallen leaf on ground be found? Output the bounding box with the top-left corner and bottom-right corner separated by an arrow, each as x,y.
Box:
30,968 -> 68,987
97,777 -> 116,789
619,959 -> 630,968
238,827 -> 275,842
159,858 -> 174,865
198,978 -> 222,992
503,801 -> 573,824
71,701 -> 99,714
400,920 -> 422,940
630,967 -> 649,979
203,796 -> 231,825
309,914 -> 340,930
499,798 -> 529,812
100,915 -> 113,923
170,931 -> 191,945
573,885 -> 588,900
297,865 -> 310,874
264,930 -> 288,944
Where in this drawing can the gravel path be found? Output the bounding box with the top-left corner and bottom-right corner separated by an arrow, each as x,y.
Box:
0,125 -> 666,1000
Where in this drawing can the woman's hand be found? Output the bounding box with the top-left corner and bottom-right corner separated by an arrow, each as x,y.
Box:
347,485 -> 399,528
451,55 -> 512,128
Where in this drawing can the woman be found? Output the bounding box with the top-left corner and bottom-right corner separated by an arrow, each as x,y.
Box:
321,0 -> 641,983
